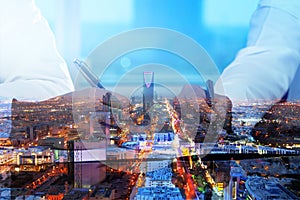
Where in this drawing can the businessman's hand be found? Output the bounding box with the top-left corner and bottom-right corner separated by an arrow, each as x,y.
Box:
10,88 -> 130,146
176,84 -> 232,142
252,102 -> 300,146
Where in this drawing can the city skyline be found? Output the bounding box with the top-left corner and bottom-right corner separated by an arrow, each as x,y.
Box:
0,88 -> 299,199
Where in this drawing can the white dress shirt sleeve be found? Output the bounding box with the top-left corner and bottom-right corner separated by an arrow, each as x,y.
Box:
215,0 -> 300,106
0,0 -> 74,101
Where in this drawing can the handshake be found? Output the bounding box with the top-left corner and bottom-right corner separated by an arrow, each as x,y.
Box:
10,85 -> 233,146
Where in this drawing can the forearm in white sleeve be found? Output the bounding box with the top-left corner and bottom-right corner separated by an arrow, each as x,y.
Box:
215,0 -> 300,106
0,0 -> 74,101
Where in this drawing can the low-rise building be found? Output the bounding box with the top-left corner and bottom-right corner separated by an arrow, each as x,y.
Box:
145,167 -> 174,188
135,186 -> 184,200
245,176 -> 298,200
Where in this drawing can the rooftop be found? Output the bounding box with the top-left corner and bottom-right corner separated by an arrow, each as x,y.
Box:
147,167 -> 173,181
245,176 -> 298,200
136,186 -> 184,200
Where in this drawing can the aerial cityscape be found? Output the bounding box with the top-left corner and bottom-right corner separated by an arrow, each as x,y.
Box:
0,72 -> 299,200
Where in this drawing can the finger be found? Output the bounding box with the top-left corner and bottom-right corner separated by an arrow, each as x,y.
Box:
72,88 -> 130,110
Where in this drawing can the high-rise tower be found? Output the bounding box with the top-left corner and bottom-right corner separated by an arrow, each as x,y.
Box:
143,72 -> 154,113
205,79 -> 214,107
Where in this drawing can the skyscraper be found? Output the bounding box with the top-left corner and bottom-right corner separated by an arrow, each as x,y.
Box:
205,79 -> 214,107
143,71 -> 154,113
102,92 -> 112,112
